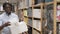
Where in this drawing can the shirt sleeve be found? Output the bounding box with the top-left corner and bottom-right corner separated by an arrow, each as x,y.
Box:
0,16 -> 3,26
12,15 -> 19,22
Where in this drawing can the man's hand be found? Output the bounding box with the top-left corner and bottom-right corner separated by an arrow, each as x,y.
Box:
0,22 -> 11,31
3,22 -> 11,27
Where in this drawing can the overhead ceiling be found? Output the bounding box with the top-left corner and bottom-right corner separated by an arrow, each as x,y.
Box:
0,0 -> 18,4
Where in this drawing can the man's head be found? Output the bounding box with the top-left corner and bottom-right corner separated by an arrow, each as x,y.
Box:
3,2 -> 12,15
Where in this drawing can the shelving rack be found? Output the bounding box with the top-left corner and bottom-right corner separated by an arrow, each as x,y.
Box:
54,0 -> 60,34
17,0 -> 60,34
17,0 -> 44,34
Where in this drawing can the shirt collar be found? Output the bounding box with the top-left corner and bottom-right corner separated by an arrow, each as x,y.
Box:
4,12 -> 12,17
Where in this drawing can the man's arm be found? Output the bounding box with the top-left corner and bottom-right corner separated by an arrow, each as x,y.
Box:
0,24 -> 5,30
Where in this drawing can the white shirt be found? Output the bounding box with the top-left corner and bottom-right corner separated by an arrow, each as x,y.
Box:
0,12 -> 19,34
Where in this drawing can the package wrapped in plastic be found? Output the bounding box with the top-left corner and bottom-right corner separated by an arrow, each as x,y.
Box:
8,19 -> 28,34
19,21 -> 28,33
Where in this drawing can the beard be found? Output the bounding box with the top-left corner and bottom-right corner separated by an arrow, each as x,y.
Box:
6,11 -> 11,16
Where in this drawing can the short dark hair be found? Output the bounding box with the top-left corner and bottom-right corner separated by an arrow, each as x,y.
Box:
3,2 -> 12,10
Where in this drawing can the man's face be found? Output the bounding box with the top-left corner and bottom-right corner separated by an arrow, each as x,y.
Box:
4,4 -> 12,14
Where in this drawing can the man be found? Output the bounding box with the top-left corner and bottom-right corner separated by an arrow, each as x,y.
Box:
0,2 -> 19,34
